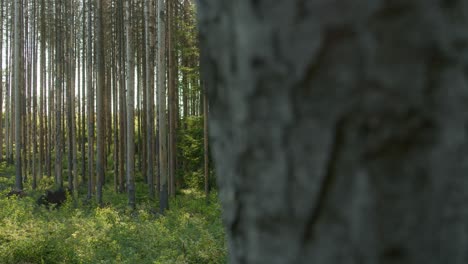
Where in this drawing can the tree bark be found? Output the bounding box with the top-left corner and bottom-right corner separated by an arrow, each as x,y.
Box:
157,0 -> 168,213
198,1 -> 468,263
54,0 -> 63,189
0,0 -> 4,162
13,0 -> 23,191
144,0 -> 155,200
167,0 -> 177,197
96,0 -> 106,206
87,0 -> 95,199
118,0 -> 126,193
203,82 -> 209,199
125,0 -> 136,210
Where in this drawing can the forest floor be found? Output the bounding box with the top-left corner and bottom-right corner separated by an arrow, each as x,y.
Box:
0,163 -> 227,264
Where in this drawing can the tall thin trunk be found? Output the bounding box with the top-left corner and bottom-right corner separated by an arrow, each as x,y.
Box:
167,0 -> 177,197
0,0 -> 4,162
13,0 -> 23,190
31,0 -> 38,190
81,0 -> 87,185
118,0 -> 126,193
157,0 -> 168,213
46,31 -> 53,178
54,0 -> 63,188
5,13 -> 11,164
145,0 -> 155,200
69,1 -> 78,197
87,0 -> 95,198
38,0 -> 46,182
203,84 -> 209,199
112,11 -> 119,193
125,0 -> 136,210
96,0 -> 105,206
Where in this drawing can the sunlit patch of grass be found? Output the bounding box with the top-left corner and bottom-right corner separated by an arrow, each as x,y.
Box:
0,164 -> 227,264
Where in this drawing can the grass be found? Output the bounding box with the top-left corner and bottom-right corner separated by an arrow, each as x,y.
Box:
0,162 -> 227,264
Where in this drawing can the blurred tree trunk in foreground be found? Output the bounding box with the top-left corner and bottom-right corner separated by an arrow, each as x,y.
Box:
198,1 -> 468,263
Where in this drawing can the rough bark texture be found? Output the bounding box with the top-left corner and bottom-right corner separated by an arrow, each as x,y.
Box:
198,1 -> 468,263
125,0 -> 136,210
87,0 -> 95,199
96,0 -> 106,206
13,0 -> 22,190
158,0 -> 169,213
145,0 -> 155,200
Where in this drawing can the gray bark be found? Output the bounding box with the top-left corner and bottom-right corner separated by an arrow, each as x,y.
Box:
157,0 -> 168,213
145,0 -> 155,200
167,0 -> 176,197
0,0 -> 4,162
118,0 -> 126,193
54,0 -> 63,188
96,0 -> 105,206
87,0 -> 95,199
125,0 -> 136,209
198,1 -> 468,264
203,85 -> 209,198
13,0 -> 22,190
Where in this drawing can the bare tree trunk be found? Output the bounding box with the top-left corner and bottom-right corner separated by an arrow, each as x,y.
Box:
13,0 -> 23,191
125,0 -> 136,210
38,0 -> 46,183
5,14 -> 11,164
87,0 -> 95,199
157,0 -> 168,213
69,2 -> 78,198
198,1 -> 468,263
31,0 -> 38,190
81,0 -> 87,185
46,34 -> 53,178
54,0 -> 63,188
203,84 -> 209,199
0,0 -> 4,162
144,0 -> 155,200
96,0 -> 106,206
167,0 -> 176,197
118,0 -> 126,193
112,20 -> 119,193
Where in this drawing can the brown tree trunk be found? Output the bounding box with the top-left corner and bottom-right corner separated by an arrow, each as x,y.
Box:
96,0 -> 106,206
87,0 -> 95,199
157,0 -> 168,213
144,0 -> 155,199
13,0 -> 23,190
125,0 -> 136,210
167,0 -> 176,197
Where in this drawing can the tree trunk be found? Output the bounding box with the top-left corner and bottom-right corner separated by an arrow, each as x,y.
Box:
39,0 -> 46,183
157,0 -> 168,213
54,0 -> 63,189
167,0 -> 176,197
31,0 -> 38,190
81,0 -> 87,185
87,0 -> 95,199
13,0 -> 23,191
0,0 -> 4,162
144,0 -> 155,200
198,2 -> 468,263
118,0 -> 126,193
96,0 -> 105,206
125,0 -> 136,210
203,82 -> 209,199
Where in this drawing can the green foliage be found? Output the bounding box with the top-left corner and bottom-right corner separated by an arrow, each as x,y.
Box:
0,164 -> 227,264
177,117 -> 214,190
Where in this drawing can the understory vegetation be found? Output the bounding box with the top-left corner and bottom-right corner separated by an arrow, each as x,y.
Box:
0,163 -> 226,264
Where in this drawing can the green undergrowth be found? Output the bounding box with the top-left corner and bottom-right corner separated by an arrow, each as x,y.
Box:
0,162 -> 227,264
